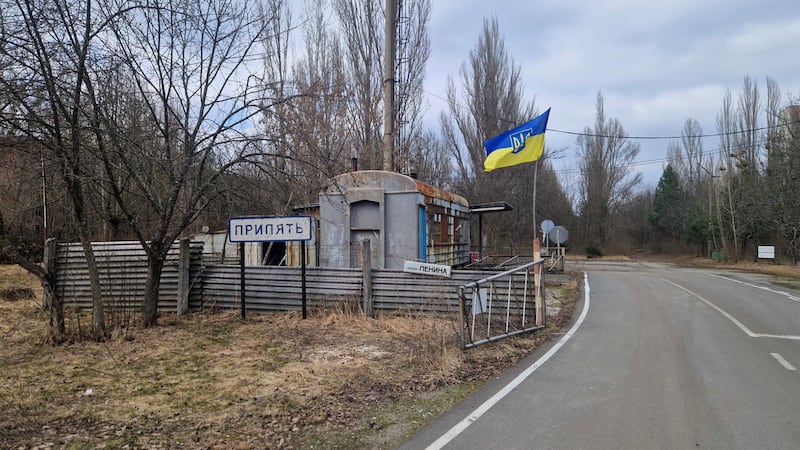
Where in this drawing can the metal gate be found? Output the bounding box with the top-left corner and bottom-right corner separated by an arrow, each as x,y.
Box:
457,260 -> 546,349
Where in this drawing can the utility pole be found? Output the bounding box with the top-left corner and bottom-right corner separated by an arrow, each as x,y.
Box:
382,0 -> 397,172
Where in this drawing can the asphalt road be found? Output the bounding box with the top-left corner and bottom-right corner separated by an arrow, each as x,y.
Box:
399,261 -> 800,449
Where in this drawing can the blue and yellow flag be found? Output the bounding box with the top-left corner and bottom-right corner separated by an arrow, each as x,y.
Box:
483,108 -> 550,172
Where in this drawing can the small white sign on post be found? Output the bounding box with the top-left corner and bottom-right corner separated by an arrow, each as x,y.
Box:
757,246 -> 775,259
472,288 -> 488,316
403,260 -> 452,278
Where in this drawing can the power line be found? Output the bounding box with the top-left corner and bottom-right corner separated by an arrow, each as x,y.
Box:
421,88 -> 800,141
552,135 -> 774,177
547,122 -> 798,141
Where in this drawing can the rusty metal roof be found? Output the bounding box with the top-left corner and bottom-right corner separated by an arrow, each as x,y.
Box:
324,170 -> 469,207
413,178 -> 468,207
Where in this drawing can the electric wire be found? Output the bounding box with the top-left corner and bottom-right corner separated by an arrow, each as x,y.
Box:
422,88 -> 800,142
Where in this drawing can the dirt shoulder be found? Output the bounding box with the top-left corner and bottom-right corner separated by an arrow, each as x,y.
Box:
662,255 -> 800,280
581,253 -> 800,281
0,266 -> 579,449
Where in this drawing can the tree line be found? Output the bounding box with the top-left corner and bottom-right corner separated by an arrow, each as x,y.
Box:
0,1 -> 797,342
651,77 -> 800,264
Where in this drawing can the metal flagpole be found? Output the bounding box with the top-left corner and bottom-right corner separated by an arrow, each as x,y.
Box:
533,160 -> 539,240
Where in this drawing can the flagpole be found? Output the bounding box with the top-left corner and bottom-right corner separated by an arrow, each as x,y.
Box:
533,159 -> 538,244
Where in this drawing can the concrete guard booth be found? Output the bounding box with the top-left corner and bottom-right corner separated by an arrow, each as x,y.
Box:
319,170 -> 470,269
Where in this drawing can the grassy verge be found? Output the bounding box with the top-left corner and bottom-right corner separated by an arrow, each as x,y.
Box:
0,265 -> 579,449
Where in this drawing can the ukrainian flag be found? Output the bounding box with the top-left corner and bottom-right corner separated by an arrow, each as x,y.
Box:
483,108 -> 550,172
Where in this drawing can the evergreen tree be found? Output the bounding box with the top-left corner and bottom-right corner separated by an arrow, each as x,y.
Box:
649,165 -> 685,240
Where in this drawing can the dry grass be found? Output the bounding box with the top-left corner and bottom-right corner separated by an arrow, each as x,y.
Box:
570,252 -> 800,280
662,255 -> 800,279
0,265 -> 580,449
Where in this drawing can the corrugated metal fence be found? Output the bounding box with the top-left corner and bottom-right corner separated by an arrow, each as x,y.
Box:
53,241 -> 545,316
200,265 -> 363,312
54,241 -> 204,312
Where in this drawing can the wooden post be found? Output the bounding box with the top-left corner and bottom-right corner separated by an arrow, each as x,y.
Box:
43,237 -> 65,340
42,238 -> 57,310
177,238 -> 190,315
458,286 -> 466,349
361,239 -> 373,318
533,238 -> 544,326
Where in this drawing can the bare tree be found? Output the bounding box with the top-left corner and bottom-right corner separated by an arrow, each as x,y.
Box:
440,16 -> 550,252
0,139 -> 63,338
714,76 -> 770,260
394,0 -> 431,173
259,0 -> 293,183
0,0 -> 125,340
734,77 -> 771,254
678,119 -> 705,187
714,88 -> 737,258
442,16 -> 536,199
577,92 -> 642,247
94,0 -> 275,326
623,190 -> 655,250
274,0 -> 352,201
735,75 -> 761,175
766,84 -> 800,264
334,0 -> 384,169
0,137 -> 46,245
260,0 -> 433,181
406,129 -> 451,187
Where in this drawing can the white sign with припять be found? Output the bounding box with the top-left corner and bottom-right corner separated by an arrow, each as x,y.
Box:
228,216 -> 312,242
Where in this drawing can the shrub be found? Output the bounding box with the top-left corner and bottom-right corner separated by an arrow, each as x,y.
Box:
585,243 -> 603,258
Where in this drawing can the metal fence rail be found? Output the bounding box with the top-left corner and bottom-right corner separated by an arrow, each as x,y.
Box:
457,259 -> 545,349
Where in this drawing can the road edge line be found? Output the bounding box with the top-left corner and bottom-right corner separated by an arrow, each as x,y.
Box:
659,277 -> 757,337
424,272 -> 591,450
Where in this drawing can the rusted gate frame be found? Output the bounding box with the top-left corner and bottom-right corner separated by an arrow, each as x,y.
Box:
457,259 -> 546,349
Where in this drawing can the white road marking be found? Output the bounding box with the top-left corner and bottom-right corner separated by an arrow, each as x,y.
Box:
660,278 -> 757,337
661,278 -> 800,341
424,272 -> 592,450
707,273 -> 800,302
771,353 -> 797,371
755,333 -> 800,341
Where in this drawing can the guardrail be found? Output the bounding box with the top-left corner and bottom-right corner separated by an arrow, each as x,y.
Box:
457,259 -> 545,349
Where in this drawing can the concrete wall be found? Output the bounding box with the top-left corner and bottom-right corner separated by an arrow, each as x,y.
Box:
319,171 -> 469,270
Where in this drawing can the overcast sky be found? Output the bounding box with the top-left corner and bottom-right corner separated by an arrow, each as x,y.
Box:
422,0 -> 800,187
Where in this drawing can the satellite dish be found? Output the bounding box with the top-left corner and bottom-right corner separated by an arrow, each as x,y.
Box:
549,225 -> 568,245
541,219 -> 555,233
